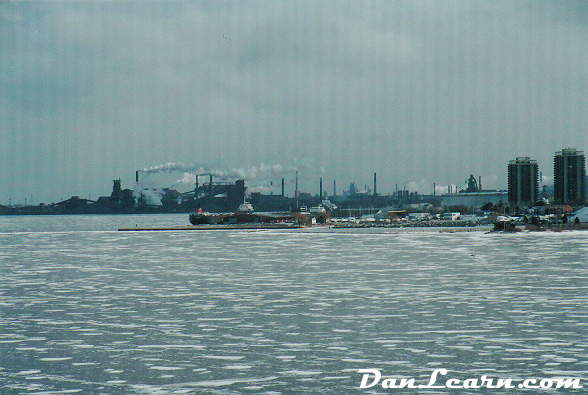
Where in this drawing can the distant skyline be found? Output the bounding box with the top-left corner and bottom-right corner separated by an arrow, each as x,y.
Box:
2,1 -> 588,204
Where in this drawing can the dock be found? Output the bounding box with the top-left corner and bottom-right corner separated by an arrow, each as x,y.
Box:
118,223 -> 303,231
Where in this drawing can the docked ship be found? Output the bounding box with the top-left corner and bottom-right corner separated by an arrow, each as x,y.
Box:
188,208 -> 223,225
189,202 -> 296,226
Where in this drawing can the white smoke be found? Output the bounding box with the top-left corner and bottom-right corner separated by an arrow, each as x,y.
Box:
140,162 -> 208,175
138,159 -> 324,196
434,184 -> 460,195
170,172 -> 197,188
435,185 -> 449,195
132,185 -> 163,206
142,161 -> 306,187
247,185 -> 273,194
227,163 -> 297,180
405,179 -> 438,195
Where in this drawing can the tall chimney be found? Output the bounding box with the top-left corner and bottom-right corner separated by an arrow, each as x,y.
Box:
373,172 -> 377,196
295,171 -> 299,198
135,170 -> 139,183
333,180 -> 336,196
320,178 -> 323,200
281,178 -> 285,197
209,174 -> 213,197
479,176 -> 482,191
433,182 -> 436,196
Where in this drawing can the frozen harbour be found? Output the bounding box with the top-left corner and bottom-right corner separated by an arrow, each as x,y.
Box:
1,214 -> 588,394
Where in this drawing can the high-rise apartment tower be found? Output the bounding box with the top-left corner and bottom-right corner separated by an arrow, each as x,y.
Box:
508,157 -> 539,207
554,148 -> 585,205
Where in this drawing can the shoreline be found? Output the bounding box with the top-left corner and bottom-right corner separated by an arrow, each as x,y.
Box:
117,222 -> 588,233
118,223 -> 494,232
118,223 -> 303,231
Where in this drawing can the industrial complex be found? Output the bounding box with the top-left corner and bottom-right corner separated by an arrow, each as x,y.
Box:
2,148 -> 588,226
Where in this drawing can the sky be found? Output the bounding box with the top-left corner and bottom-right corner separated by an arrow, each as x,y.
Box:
1,1 -> 588,205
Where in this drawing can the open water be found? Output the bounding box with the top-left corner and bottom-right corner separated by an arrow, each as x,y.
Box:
1,214 -> 588,394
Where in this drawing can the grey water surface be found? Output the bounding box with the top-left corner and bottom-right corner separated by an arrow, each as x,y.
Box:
1,215 -> 587,394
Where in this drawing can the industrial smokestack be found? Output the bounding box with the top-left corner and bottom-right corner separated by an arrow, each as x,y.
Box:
209,174 -> 213,197
320,178 -> 323,200
281,178 -> 285,197
333,180 -> 336,196
433,182 -> 436,196
295,171 -> 299,198
373,172 -> 377,196
194,175 -> 199,201
479,176 -> 482,191
136,170 -> 139,183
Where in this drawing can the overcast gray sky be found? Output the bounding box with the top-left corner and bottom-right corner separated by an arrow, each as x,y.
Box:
2,1 -> 588,204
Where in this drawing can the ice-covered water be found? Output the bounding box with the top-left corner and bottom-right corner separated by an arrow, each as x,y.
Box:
1,214 -> 588,394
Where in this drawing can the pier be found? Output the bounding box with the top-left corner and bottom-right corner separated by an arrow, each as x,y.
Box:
118,223 -> 303,231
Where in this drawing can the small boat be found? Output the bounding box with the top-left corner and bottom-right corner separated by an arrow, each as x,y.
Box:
492,216 -> 520,232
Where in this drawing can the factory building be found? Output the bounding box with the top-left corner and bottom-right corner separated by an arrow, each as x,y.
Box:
508,157 -> 539,207
441,191 -> 507,208
181,177 -> 246,212
554,148 -> 585,205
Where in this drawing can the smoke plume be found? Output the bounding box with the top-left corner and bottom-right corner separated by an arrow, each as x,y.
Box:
141,161 -> 314,189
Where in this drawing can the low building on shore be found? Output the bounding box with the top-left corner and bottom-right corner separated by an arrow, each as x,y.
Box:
441,191 -> 507,208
